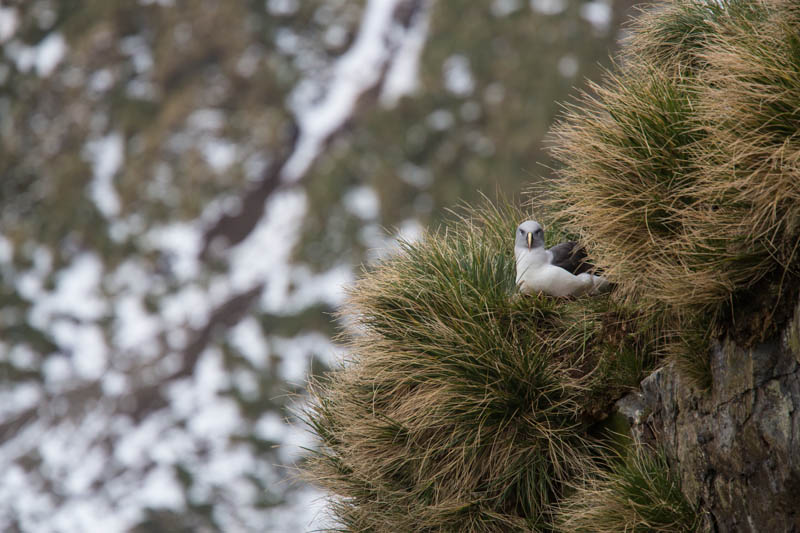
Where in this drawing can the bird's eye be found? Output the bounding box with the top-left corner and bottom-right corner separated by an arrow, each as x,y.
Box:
519,229 -> 524,234
537,229 -> 543,235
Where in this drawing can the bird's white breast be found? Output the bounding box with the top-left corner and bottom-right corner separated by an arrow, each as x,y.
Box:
515,246 -> 596,297
515,247 -> 549,285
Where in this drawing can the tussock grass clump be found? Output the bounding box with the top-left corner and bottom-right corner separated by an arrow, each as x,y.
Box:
556,442 -> 701,533
304,202 -> 651,532
549,0 -> 800,385
624,0 -> 768,74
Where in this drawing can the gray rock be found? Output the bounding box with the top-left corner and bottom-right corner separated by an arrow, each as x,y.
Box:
620,303 -> 800,532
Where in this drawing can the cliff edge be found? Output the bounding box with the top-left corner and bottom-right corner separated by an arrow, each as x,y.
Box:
620,302 -> 800,531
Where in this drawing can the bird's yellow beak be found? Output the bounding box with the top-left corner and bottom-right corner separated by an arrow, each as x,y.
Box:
526,232 -> 533,250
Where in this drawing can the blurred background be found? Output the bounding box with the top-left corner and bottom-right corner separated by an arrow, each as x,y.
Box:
0,0 -> 637,531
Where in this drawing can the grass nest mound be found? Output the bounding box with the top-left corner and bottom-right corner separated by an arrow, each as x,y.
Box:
548,0 -> 800,383
304,203 -> 652,532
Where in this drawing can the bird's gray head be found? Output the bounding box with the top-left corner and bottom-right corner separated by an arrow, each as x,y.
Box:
515,220 -> 545,250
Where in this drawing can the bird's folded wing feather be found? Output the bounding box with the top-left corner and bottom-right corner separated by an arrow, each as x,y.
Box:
548,241 -> 593,275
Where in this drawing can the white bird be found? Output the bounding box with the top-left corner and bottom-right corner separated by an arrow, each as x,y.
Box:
514,220 -> 610,297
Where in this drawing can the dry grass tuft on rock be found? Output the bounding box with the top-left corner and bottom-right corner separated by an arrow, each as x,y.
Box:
556,442 -> 700,533
548,0 -> 800,386
304,201 -> 652,532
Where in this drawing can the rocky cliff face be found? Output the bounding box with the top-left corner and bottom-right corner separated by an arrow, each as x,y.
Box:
618,303 -> 800,532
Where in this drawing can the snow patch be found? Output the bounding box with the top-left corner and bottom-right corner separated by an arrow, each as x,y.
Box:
9,345 -> 39,370
381,0 -> 431,107
143,222 -> 202,282
427,109 -> 454,130
232,369 -> 260,399
5,32 -> 67,77
343,185 -> 380,220
188,108 -> 226,131
442,54 -> 475,96
85,132 -> 124,218
138,466 -> 186,510
272,332 -> 340,383
113,295 -> 161,353
581,0 -> 612,32
28,253 -> 107,329
530,0 -> 566,15
362,217 -> 425,262
266,0 -> 300,16
113,411 -> 169,466
194,348 -> 230,400
227,188 -> 306,295
266,485 -> 332,533
0,382 -> 41,419
270,263 -> 353,314
161,283 -> 211,330
255,412 -> 286,442
491,0 -> 522,17
229,317 -> 268,368
42,355 -> 73,386
119,35 -> 154,73
35,32 -> 67,77
188,396 -> 241,439
51,320 -> 108,380
88,69 -> 115,93
202,137 -> 237,172
0,7 -> 19,44
397,218 -> 424,243
106,259 -> 153,296
283,0 -> 406,181
63,445 -> 107,494
101,371 -> 129,396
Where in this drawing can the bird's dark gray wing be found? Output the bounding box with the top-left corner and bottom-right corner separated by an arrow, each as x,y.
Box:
548,241 -> 594,275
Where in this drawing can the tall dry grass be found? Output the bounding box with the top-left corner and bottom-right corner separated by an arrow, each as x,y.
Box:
548,0 -> 800,385
304,202 -> 652,531
556,442 -> 701,533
